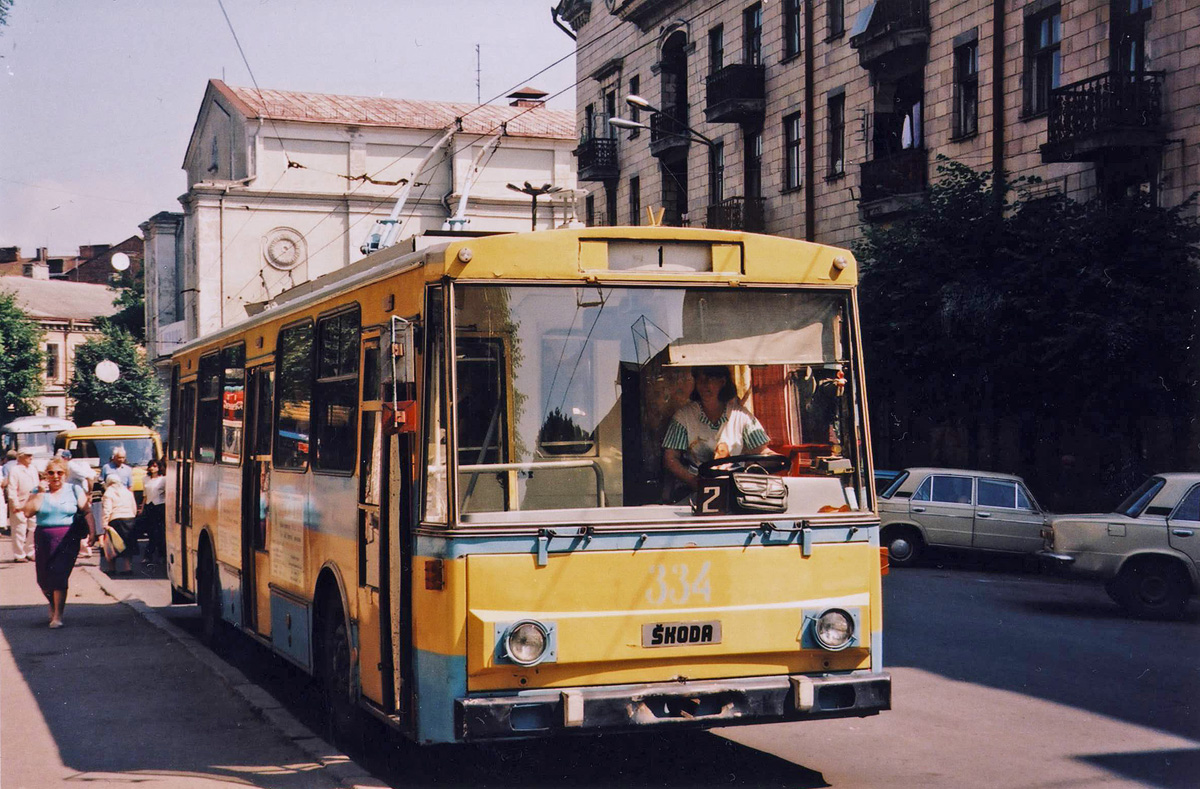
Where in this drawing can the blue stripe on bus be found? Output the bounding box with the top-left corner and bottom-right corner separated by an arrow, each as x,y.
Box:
413,648 -> 466,745
414,523 -> 875,560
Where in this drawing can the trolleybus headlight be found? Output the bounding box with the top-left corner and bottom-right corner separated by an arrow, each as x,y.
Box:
813,609 -> 855,651
505,620 -> 549,665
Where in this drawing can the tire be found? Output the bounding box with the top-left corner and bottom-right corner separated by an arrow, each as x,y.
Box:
885,527 -> 923,567
197,550 -> 223,646
1109,559 -> 1191,620
318,596 -> 358,744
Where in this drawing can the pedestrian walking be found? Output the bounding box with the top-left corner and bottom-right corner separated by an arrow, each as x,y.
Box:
24,456 -> 90,628
100,474 -> 137,575
139,458 -> 166,564
0,449 -> 13,536
100,447 -> 133,489
7,449 -> 41,562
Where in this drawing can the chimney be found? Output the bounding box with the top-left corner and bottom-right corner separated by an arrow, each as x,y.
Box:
508,86 -> 548,108
37,247 -> 49,262
0,247 -> 18,263
28,261 -> 50,280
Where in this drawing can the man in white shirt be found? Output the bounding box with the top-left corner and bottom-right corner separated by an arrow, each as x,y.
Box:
7,450 -> 41,561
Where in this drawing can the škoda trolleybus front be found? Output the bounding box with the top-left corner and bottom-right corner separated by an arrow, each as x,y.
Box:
167,228 -> 890,745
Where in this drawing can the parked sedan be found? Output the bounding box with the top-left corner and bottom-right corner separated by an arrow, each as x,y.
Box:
879,468 -> 1047,566
1039,473 -> 1200,619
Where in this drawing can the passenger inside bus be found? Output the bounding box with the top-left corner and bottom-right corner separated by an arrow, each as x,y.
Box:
661,365 -> 772,497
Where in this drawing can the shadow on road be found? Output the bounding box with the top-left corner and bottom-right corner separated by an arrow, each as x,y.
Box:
1078,747 -> 1200,789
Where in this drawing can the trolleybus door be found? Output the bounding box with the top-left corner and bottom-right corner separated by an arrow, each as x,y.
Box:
177,383 -> 196,592
241,366 -> 273,635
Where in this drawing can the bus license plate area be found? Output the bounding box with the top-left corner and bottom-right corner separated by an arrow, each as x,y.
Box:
642,620 -> 722,647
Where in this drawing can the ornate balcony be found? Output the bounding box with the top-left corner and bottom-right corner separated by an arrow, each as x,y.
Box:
704,64 -> 765,124
849,0 -> 929,72
859,147 -> 927,221
1041,71 -> 1166,163
575,113 -> 618,182
706,197 -> 765,232
649,111 -> 691,160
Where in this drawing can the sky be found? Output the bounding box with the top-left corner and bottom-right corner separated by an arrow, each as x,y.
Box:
0,0 -> 577,256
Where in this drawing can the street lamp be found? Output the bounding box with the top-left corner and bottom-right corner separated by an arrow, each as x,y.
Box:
611,95 -> 715,147
506,182 -> 564,230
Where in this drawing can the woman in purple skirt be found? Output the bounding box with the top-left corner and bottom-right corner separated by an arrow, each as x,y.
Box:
24,456 -> 90,628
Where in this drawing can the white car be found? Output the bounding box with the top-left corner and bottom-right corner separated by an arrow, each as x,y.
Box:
1039,473 -> 1200,619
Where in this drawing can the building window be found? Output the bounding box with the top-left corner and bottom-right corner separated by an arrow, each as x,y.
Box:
1025,6 -> 1061,116
743,4 -> 763,66
44,343 -> 60,381
829,0 -> 845,38
745,129 -> 763,199
709,141 -> 725,204
709,25 -> 724,74
629,175 -> 641,225
606,184 -> 619,227
783,0 -> 801,60
46,406 -> 59,417
784,113 -> 803,191
953,41 -> 979,138
585,194 -> 596,226
628,74 -> 640,133
1113,0 -> 1152,74
827,94 -> 845,177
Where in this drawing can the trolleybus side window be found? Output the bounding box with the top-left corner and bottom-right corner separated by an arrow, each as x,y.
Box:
423,286 -> 448,523
313,306 -> 361,474
274,320 -> 314,471
196,353 -> 221,463
221,343 -> 245,465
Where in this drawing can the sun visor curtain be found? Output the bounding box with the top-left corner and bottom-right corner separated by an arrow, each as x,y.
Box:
667,291 -> 841,366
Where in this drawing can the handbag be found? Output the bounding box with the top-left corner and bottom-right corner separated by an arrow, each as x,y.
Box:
730,465 -> 788,513
103,525 -> 126,556
69,511 -> 91,540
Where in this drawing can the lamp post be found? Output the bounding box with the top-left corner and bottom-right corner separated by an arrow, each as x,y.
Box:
610,94 -> 716,147
506,182 -> 564,230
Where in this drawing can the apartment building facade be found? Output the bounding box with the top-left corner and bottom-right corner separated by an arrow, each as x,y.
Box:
556,0 -> 1196,248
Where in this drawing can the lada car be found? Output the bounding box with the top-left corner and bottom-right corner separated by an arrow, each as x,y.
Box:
879,468 -> 1046,566
1039,473 -> 1200,619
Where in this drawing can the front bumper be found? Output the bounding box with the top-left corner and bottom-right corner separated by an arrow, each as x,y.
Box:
456,672 -> 891,741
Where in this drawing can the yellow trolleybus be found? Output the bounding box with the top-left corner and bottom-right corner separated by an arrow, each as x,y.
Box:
166,226 -> 890,744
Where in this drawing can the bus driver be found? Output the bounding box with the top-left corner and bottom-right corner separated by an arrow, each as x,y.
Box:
661,365 -> 772,494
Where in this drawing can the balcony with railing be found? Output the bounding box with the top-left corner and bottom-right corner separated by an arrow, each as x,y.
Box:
859,147 -> 927,220
649,111 -> 692,160
575,114 -> 619,181
704,64 -> 766,124
706,197 -> 765,232
1041,71 -> 1166,163
849,0 -> 929,71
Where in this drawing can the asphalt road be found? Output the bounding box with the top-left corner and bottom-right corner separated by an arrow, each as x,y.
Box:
161,559 -> 1199,788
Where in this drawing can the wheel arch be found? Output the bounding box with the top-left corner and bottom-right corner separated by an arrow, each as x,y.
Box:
1117,551 -> 1197,592
311,561 -> 354,678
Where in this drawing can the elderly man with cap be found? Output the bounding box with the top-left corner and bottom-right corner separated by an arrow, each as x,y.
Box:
6,449 -> 41,561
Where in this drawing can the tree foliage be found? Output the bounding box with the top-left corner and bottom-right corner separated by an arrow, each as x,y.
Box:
857,159 -> 1200,502
107,272 -> 146,344
0,291 -> 44,418
68,323 -> 164,427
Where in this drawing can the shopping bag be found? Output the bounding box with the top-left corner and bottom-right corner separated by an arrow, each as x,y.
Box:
103,525 -> 126,556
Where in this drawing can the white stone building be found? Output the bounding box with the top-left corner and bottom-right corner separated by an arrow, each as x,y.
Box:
143,80 -> 578,373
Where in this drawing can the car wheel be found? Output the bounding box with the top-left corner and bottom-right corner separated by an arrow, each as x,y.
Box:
885,528 -> 923,567
1110,559 -> 1191,620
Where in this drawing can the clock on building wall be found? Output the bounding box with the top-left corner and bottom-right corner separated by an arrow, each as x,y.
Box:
263,228 -> 306,271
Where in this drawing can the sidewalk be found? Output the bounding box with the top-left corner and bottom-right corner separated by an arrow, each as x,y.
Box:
0,539 -> 383,789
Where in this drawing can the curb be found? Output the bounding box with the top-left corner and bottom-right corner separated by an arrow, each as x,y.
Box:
83,565 -> 387,789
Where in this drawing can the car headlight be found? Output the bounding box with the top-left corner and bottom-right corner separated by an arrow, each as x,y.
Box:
813,609 -> 855,651
504,620 -> 549,666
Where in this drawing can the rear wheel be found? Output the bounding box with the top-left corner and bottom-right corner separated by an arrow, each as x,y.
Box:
1108,558 -> 1191,620
884,527 -> 923,567
318,596 -> 358,744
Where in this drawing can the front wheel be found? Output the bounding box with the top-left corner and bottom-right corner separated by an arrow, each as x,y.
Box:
1108,559 -> 1191,620
197,550 -> 223,646
318,597 -> 358,744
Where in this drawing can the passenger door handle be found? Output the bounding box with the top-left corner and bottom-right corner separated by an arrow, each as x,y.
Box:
1172,528 -> 1194,537
977,512 -> 991,518
912,506 -> 926,513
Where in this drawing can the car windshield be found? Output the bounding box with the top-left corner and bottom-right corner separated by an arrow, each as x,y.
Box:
68,437 -> 157,467
1114,476 -> 1165,518
429,284 -> 868,524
